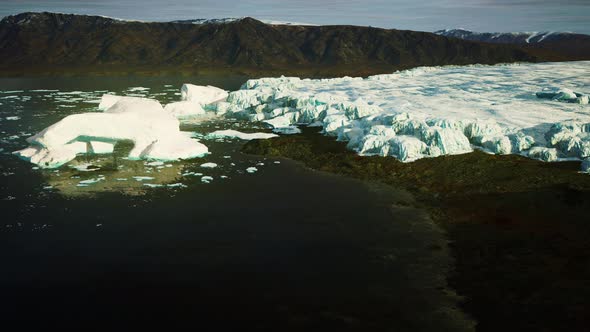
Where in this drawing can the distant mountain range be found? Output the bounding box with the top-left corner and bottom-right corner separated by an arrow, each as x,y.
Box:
435,28 -> 590,44
171,18 -> 317,26
1,12 -> 589,77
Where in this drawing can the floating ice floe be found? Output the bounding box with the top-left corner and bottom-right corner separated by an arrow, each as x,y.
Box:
273,126 -> 302,134
77,176 -> 104,187
5,116 -> 20,120
246,167 -> 258,173
201,176 -> 213,183
128,87 -> 150,92
133,176 -> 155,181
14,97 -> 208,168
145,161 -> 165,167
206,129 -> 278,140
220,61 -> 590,171
166,183 -> 187,188
200,162 -> 218,168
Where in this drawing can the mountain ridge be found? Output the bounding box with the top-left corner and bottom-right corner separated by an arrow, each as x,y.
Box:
1,12 -> 588,77
435,28 -> 589,44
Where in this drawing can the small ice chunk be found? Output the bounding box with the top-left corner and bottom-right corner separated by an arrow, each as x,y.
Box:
200,162 -> 218,168
128,87 -> 150,92
246,167 -> 258,173
133,176 -> 155,181
146,161 -> 165,167
273,126 -> 302,134
207,129 -> 278,140
528,147 -> 558,162
143,183 -> 164,188
201,176 -> 214,183
78,177 -> 103,185
167,183 -> 187,188
6,116 -> 20,121
536,88 -> 589,104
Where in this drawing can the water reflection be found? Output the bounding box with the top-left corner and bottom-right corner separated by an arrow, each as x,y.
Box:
0,75 -> 276,197
42,155 -> 188,196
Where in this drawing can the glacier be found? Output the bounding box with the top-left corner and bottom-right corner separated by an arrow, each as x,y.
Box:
219,61 -> 590,171
11,61 -> 590,173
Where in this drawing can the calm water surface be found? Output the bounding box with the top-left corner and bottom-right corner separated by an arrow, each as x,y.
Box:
0,75 -> 473,331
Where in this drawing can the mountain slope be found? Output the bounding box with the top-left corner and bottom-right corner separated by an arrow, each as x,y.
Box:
436,29 -> 590,62
0,12 -> 585,76
434,29 -> 590,44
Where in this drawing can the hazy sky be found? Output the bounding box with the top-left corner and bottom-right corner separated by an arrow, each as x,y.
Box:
1,0 -> 589,33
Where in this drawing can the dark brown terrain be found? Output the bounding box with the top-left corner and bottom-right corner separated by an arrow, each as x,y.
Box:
242,128 -> 590,332
1,12 -> 588,77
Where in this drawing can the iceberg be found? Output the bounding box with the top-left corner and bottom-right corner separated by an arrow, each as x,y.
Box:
164,101 -> 206,118
14,97 -> 208,168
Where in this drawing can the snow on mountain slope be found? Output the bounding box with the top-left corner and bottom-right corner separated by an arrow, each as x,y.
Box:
435,28 -> 582,44
170,17 -> 317,26
219,61 -> 590,169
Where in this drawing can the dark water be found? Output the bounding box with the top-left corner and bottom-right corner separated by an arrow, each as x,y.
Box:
0,76 -> 473,331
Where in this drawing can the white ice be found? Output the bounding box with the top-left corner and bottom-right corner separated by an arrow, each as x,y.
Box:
207,129 -> 278,140
223,61 -> 590,171
14,97 -> 208,168
200,162 -> 218,168
181,84 -> 228,105
164,101 -> 206,118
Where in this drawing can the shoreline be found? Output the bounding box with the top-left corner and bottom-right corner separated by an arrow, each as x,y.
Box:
0,60 -> 555,79
242,127 -> 590,331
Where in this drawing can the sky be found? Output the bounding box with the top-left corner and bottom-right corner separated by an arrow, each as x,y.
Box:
0,0 -> 589,34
